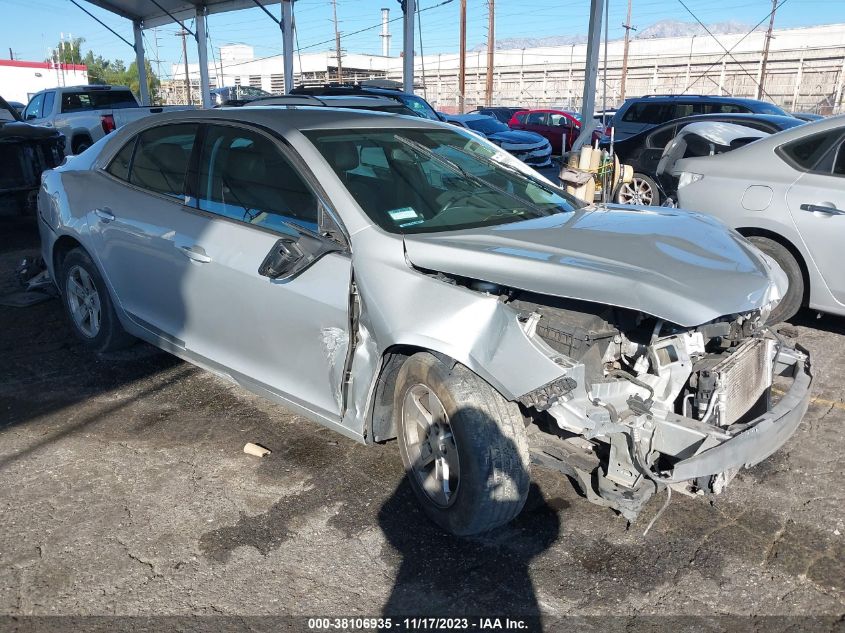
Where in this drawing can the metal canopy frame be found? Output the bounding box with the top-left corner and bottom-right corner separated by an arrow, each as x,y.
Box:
79,0 -> 418,107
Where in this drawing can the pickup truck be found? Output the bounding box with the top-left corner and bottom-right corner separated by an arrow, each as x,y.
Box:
22,85 -> 194,154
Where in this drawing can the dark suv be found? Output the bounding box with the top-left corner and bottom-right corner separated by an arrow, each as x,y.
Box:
608,95 -> 790,141
290,83 -> 441,121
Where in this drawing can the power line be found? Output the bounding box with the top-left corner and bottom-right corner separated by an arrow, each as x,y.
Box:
677,0 -> 790,100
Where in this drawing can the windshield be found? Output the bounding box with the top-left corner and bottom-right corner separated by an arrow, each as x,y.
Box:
464,117 -> 510,135
398,94 -> 441,121
305,127 -> 585,235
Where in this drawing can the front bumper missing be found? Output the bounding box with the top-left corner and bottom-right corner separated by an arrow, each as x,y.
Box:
665,345 -> 812,483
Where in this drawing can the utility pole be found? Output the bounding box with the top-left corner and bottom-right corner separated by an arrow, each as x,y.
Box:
619,0 -> 634,101
179,29 -> 191,105
458,0 -> 466,112
757,0 -> 777,100
484,0 -> 495,106
331,0 -> 343,83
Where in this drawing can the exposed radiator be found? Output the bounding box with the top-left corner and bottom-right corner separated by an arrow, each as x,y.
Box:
712,338 -> 774,426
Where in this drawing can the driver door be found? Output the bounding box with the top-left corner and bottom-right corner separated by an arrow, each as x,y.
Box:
178,123 -> 352,421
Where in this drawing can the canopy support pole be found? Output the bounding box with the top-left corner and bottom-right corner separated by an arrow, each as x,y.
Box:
195,7 -> 211,108
403,0 -> 415,92
573,0 -> 603,151
133,20 -> 150,105
282,0 -> 294,92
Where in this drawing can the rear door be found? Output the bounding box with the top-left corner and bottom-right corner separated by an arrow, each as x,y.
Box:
783,129 -> 845,304
90,122 -> 207,343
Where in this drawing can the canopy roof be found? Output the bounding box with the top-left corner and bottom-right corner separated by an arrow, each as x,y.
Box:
84,0 -> 281,29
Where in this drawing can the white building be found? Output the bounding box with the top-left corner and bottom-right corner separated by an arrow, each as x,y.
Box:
0,60 -> 88,105
167,23 -> 845,114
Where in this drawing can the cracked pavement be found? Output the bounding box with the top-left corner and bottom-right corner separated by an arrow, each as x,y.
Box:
0,215 -> 843,628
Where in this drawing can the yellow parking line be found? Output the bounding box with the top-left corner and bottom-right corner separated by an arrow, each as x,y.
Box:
773,387 -> 845,410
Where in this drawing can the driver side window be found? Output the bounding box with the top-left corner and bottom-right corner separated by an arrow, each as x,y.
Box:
197,125 -> 319,233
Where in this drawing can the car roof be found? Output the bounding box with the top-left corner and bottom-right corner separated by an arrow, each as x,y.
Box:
666,112 -> 801,127
246,94 -> 404,108
623,95 -> 774,104
107,105 -> 446,136
447,113 -> 497,122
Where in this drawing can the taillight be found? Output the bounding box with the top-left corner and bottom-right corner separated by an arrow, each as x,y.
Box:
100,114 -> 116,134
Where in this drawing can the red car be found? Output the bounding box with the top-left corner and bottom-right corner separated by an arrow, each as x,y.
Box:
509,109 -> 599,154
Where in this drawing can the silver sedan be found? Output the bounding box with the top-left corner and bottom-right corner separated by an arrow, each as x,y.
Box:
676,115 -> 845,323
38,107 -> 811,534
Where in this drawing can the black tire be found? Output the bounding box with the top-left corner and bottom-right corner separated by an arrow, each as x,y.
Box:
615,172 -> 661,206
60,248 -> 135,353
747,236 -> 804,324
71,136 -> 92,155
393,352 -> 530,535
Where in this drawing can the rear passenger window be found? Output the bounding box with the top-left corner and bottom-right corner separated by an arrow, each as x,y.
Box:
197,125 -> 318,233
672,103 -> 695,118
106,138 -> 136,181
621,102 -> 672,125
129,124 -> 198,198
61,93 -> 94,113
526,112 -> 546,125
778,131 -> 842,172
704,103 -> 749,114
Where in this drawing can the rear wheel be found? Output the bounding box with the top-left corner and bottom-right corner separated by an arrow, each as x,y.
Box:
60,248 -> 134,352
71,136 -> 92,155
394,352 -> 530,535
747,236 -> 804,324
615,172 -> 661,206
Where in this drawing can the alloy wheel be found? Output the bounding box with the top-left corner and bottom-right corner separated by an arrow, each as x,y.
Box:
617,177 -> 655,205
65,265 -> 102,338
402,384 -> 460,508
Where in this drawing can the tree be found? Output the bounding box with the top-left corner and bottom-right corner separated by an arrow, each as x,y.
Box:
48,38 -> 160,104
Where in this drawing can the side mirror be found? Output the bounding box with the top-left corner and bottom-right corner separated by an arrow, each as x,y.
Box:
258,231 -> 342,281
26,113 -> 36,120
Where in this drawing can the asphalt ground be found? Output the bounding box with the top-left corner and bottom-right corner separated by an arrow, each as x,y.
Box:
0,212 -> 842,633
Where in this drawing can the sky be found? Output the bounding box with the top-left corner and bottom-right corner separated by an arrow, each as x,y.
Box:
2,0 -> 844,80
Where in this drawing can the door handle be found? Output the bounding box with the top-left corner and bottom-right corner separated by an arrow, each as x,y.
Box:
800,203 -> 844,216
94,207 -> 115,222
179,245 -> 212,263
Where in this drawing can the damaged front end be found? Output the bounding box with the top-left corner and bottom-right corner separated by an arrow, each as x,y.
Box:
445,282 -> 812,522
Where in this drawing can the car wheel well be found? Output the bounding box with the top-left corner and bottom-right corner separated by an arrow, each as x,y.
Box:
735,227 -> 810,305
71,133 -> 93,153
52,236 -> 84,287
368,345 -> 456,443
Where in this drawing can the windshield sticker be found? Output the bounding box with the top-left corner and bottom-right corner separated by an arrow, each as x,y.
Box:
399,219 -> 425,228
388,207 -> 419,221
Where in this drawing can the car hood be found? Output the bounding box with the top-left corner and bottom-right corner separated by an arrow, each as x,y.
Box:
486,130 -> 547,146
403,205 -> 785,327
0,120 -> 62,142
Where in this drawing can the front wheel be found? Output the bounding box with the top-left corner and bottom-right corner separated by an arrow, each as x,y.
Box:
394,352 -> 530,535
747,236 -> 804,323
615,172 -> 661,206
